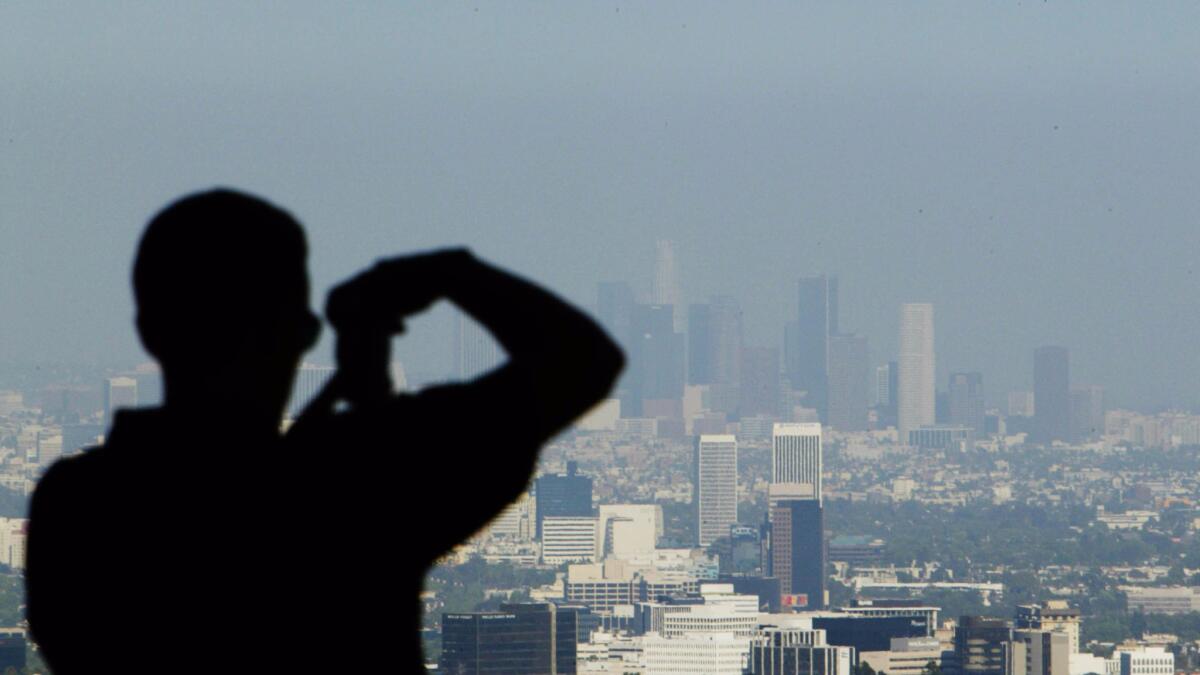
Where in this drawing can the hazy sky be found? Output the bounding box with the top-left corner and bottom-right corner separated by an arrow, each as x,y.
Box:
2,3 -> 1199,410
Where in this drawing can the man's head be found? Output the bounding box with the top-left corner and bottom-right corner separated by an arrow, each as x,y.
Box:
134,189 -> 320,420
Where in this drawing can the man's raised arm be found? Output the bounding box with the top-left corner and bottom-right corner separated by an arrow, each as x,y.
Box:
318,249 -> 624,544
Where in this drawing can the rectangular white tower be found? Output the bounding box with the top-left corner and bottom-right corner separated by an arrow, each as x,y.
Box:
898,303 -> 935,441
771,423 -> 822,501
695,434 -> 738,548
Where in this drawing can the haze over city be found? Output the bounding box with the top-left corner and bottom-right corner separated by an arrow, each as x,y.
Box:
2,3 -> 1200,411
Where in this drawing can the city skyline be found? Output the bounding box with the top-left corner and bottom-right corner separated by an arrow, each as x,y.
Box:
5,4 -> 1200,412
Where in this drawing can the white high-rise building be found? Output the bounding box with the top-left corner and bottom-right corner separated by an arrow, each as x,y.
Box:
541,516 -> 599,565
598,504 -> 663,558
898,303 -> 935,440
694,435 -> 738,548
771,423 -> 822,500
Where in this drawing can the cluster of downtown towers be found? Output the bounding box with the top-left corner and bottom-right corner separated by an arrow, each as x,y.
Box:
585,257 -> 1080,608
595,266 -> 1076,446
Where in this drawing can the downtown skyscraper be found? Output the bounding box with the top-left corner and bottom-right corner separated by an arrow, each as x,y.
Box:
787,275 -> 837,422
694,434 -> 738,547
948,372 -> 985,433
826,333 -> 869,432
687,296 -> 743,387
771,422 -> 822,500
898,303 -> 935,441
1033,346 -> 1070,445
653,239 -> 684,333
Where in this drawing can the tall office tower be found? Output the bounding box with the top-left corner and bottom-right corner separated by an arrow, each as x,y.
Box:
1070,385 -> 1105,443
103,376 -> 137,427
954,617 -> 1012,675
287,363 -> 335,419
826,334 -> 869,432
898,303 -> 935,440
596,280 -> 636,340
688,303 -> 714,385
653,239 -> 685,332
687,297 -> 743,386
629,303 -> 685,416
695,435 -> 738,548
453,312 -> 503,379
740,347 -> 780,418
935,391 -> 950,424
771,423 -> 822,499
709,296 -> 743,386
948,372 -> 986,433
535,461 -> 593,540
1033,346 -> 1070,445
770,498 -> 825,609
597,281 -> 637,414
789,275 -> 838,421
440,603 -> 590,675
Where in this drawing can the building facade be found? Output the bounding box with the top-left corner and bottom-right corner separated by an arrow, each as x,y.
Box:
542,517 -> 600,565
1033,346 -> 1070,445
771,423 -> 822,499
535,462 -> 593,540
897,303 -> 935,440
694,435 -> 738,548
770,498 -> 825,610
440,603 -> 587,675
827,334 -> 869,432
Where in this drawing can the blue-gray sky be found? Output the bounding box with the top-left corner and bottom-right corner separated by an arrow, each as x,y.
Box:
2,2 -> 1199,410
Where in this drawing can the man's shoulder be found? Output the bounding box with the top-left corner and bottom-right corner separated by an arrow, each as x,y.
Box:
32,446 -> 116,503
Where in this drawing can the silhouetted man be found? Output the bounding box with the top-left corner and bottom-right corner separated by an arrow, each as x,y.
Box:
25,189 -> 624,672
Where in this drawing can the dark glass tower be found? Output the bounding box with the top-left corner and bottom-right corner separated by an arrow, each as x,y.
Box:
440,603 -> 589,675
827,334 -> 869,431
770,498 -> 825,610
1033,346 -> 1070,444
627,303 -> 684,415
789,275 -> 837,421
534,462 -> 593,540
948,372 -> 985,432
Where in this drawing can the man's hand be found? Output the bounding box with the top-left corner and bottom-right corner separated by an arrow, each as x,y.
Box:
324,248 -> 472,406
325,248 -> 472,333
